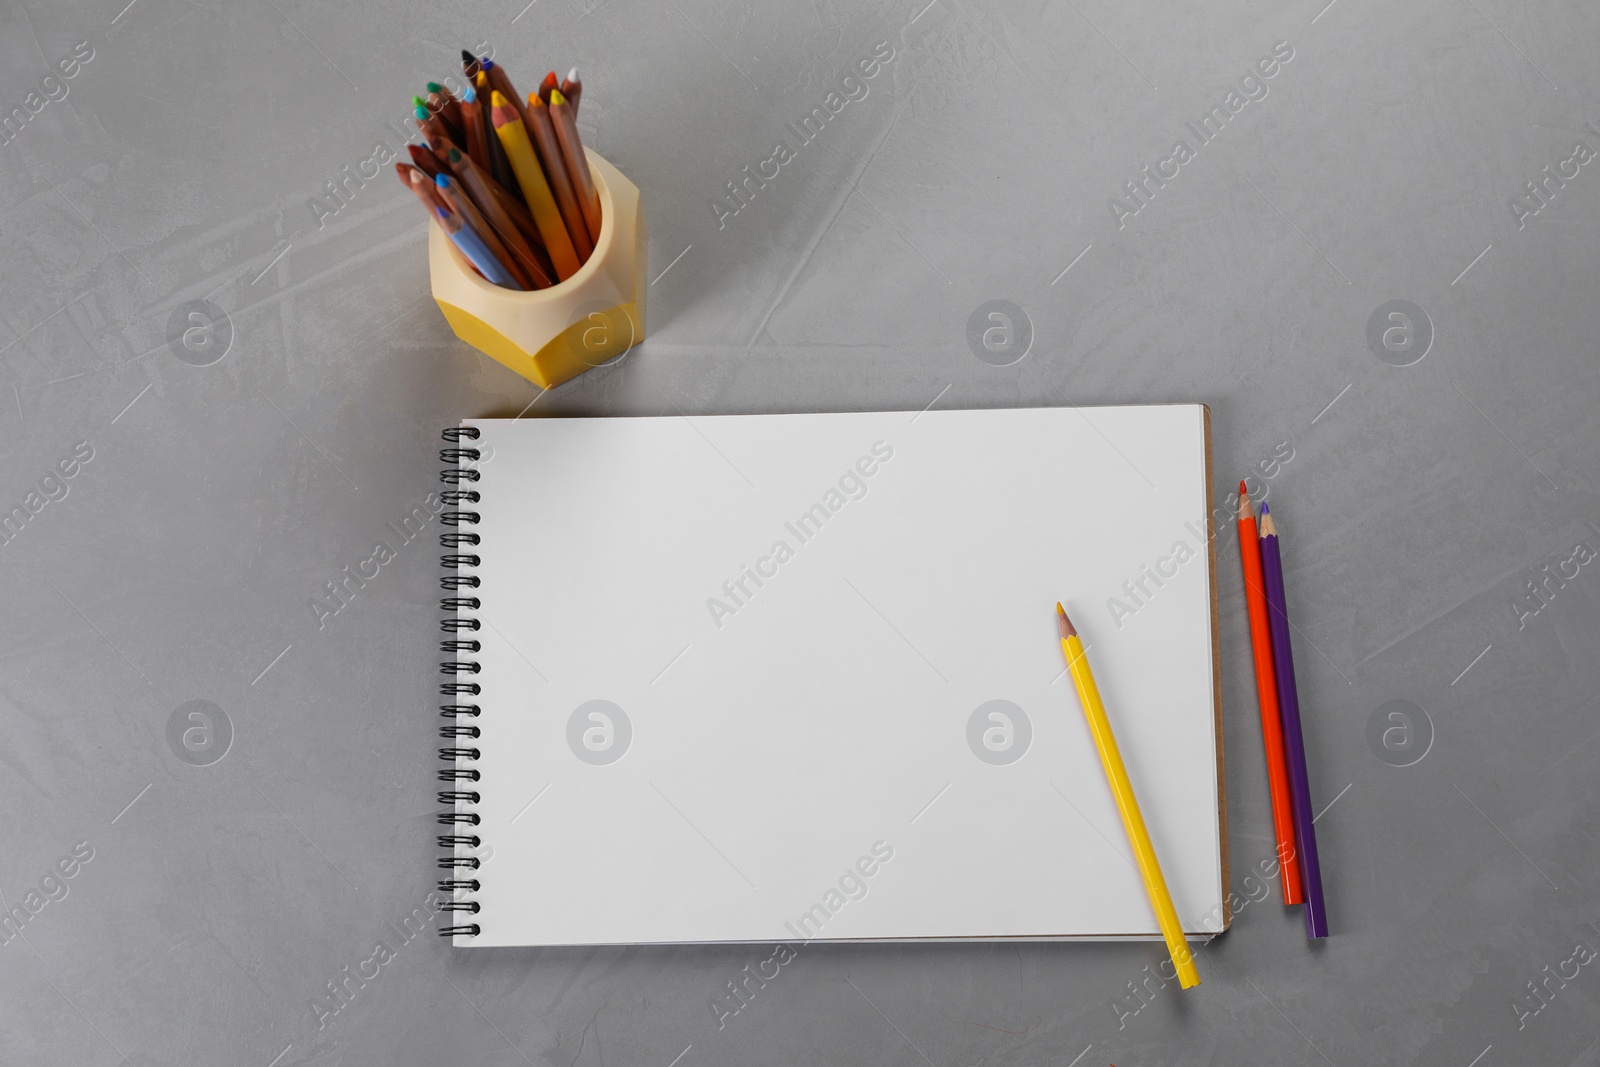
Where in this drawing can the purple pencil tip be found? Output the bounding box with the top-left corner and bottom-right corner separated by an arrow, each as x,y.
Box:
1258,502 -> 1270,514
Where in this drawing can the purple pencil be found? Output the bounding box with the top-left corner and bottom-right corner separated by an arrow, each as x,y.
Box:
1257,503 -> 1329,939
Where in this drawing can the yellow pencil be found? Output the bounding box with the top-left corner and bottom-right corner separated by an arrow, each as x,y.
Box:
1057,602 -> 1200,989
489,90 -> 581,281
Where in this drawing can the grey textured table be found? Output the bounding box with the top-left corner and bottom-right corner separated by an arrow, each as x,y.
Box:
3,0 -> 1598,1064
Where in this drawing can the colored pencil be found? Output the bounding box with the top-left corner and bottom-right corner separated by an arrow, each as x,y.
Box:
461,49 -> 481,82
407,170 -> 478,282
1256,504 -> 1329,939
491,90 -> 581,280
407,143 -> 442,180
538,70 -> 558,104
1238,484 -> 1303,905
447,148 -> 553,269
549,89 -> 601,244
397,162 -> 444,214
459,87 -> 489,171
480,58 -> 530,129
426,82 -> 464,131
429,93 -> 465,143
414,105 -> 449,149
1057,603 -> 1200,989
560,67 -> 581,116
436,174 -> 532,290
525,94 -> 593,261
435,205 -> 518,289
414,94 -> 462,144
408,168 -> 453,222
428,134 -> 461,168
476,74 -> 519,197
446,149 -> 554,289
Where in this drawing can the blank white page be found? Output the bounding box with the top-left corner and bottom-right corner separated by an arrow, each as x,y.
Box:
455,405 -> 1226,947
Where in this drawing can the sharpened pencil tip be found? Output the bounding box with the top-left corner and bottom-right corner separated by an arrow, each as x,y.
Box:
461,49 -> 476,64
568,66 -> 579,81
550,89 -> 566,105
1056,603 -> 1077,639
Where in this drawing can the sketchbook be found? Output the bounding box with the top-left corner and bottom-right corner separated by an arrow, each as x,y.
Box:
435,405 -> 1227,946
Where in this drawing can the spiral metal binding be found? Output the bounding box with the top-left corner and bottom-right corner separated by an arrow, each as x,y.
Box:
438,427 -> 483,937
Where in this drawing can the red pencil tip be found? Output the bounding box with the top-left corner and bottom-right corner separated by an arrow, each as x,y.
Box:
1239,479 -> 1247,494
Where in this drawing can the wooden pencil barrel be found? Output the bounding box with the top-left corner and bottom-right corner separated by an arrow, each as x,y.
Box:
429,149 -> 645,390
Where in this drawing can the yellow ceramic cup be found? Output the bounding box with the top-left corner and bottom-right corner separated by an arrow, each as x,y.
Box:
429,149 -> 646,390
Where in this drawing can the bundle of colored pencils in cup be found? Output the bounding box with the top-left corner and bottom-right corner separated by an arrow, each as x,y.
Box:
396,52 -> 598,291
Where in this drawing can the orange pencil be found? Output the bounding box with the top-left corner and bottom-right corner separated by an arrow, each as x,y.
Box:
526,94 -> 593,262
549,89 -> 601,244
491,90 -> 580,280
538,70 -> 558,104
1238,483 -> 1304,905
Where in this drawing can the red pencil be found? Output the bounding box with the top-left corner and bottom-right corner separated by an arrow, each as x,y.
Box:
407,143 -> 442,180
1238,483 -> 1304,905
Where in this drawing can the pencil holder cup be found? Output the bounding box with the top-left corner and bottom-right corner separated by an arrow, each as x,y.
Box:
428,149 -> 646,391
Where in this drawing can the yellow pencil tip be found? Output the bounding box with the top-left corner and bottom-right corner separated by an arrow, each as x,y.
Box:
1056,603 -> 1076,639
550,88 -> 566,105
490,90 -> 508,107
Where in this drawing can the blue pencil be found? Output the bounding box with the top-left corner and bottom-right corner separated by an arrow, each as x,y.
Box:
1257,502 -> 1328,938
434,206 -> 516,289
